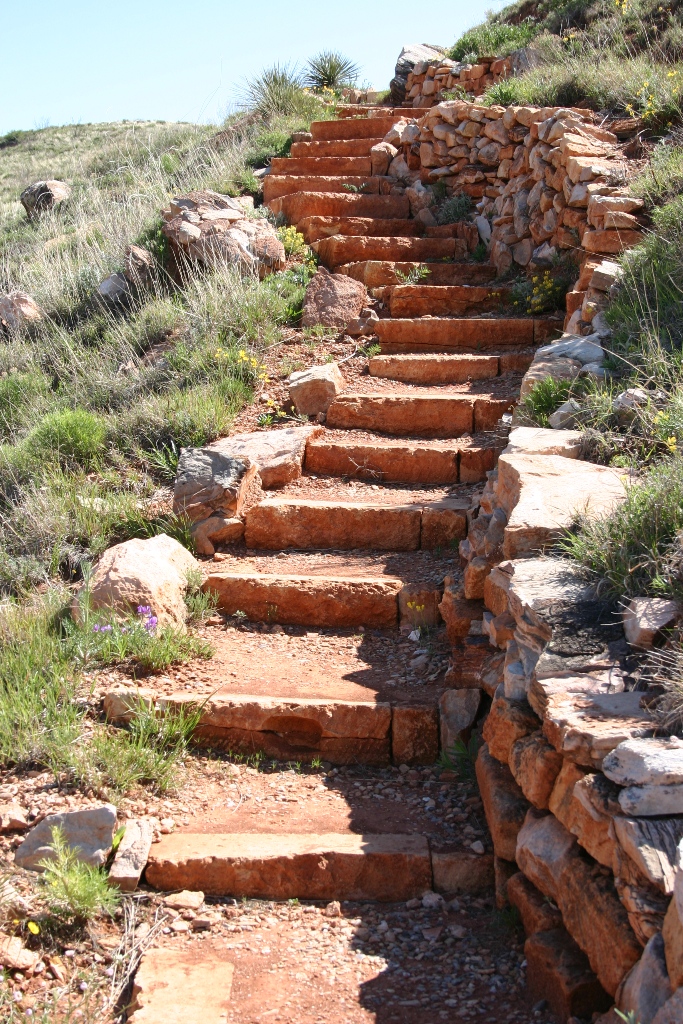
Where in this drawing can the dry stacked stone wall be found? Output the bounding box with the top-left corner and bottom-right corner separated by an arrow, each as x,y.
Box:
402,56 -> 514,108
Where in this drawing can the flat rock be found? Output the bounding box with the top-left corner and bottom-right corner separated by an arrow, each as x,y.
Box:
507,872 -> 563,936
495,454 -> 626,559
619,783 -> 683,816
0,934 -> 38,971
623,597 -> 681,648
210,426 -> 320,489
289,363 -> 345,416
439,688 -> 480,751
542,686 -> 654,768
504,426 -> 583,458
15,803 -> 117,871
301,266 -> 368,329
525,927 -> 611,1021
475,743 -> 530,861
108,818 -> 154,892
535,335 -> 605,365
129,947 -> 234,1023
616,932 -> 672,1024
173,448 -> 256,522
163,889 -> 205,910
603,737 -> 683,788
74,534 -> 197,629
0,803 -> 28,832
145,832 -> 432,901
613,816 -> 683,895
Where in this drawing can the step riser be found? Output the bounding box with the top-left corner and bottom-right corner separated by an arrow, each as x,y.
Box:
305,438 -> 499,484
290,139 -> 382,158
264,176 -> 379,204
340,261 -> 497,287
310,118 -> 399,141
315,236 -> 456,268
368,353 -> 500,385
145,833 -> 434,901
298,217 -> 423,244
244,501 -> 467,551
375,318 -> 557,352
268,192 -> 409,222
269,156 -> 372,176
326,395 -> 514,438
203,572 -> 402,627
389,285 -> 513,318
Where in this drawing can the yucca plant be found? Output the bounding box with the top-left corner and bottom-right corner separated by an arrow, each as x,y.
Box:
240,64 -> 306,117
304,51 -> 360,92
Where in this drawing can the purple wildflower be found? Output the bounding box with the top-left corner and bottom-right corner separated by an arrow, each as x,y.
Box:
144,615 -> 158,632
137,605 -> 151,616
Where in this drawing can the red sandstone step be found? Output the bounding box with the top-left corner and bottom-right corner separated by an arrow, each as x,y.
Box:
305,430 -> 502,484
335,106 -> 407,119
310,117 -> 398,141
267,191 -> 409,222
369,352 -> 501,384
263,175 -> 379,204
389,284 -> 513,318
339,260 -> 497,287
269,156 -> 372,176
326,389 -> 516,437
297,216 -> 422,244
244,494 -> 469,551
314,235 -> 458,269
145,832 -> 433,901
290,138 -> 382,158
375,318 -> 559,353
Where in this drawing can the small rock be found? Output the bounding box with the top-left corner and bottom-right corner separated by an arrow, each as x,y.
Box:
163,890 -> 205,911
548,398 -> 582,429
288,363 -> 344,416
623,597 -> 681,649
174,449 -> 257,523
301,267 -> 367,330
20,179 -> 71,218
0,291 -> 43,332
170,919 -> 190,933
96,273 -> 129,304
470,840 -> 485,855
421,891 -> 444,909
324,900 -> 341,917
108,818 -> 153,893
0,934 -> 38,971
124,245 -> 155,288
0,803 -> 28,833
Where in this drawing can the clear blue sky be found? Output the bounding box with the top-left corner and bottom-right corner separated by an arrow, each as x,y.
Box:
0,0 -> 501,134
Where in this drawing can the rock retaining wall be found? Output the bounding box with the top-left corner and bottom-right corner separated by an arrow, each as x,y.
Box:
402,56 -> 514,108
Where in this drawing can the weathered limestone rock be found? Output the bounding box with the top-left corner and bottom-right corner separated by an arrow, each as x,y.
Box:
129,947 -> 234,1023
604,737 -> 683,788
483,564 -> 512,616
289,363 -> 345,416
623,597 -> 682,648
563,771 -> 619,868
663,897 -> 683,991
432,850 -> 495,893
616,932 -> 672,1024
484,610 -> 516,648
541,685 -> 653,768
211,425 -> 320,489
20,179 -> 71,217
0,291 -> 43,332
475,744 -> 530,861
495,454 -> 626,559
503,426 -> 583,458
15,804 -> 117,871
619,784 -> 683,816
74,535 -> 197,629
173,448 -> 257,522
301,267 -> 368,329
439,688 -> 481,751
509,731 -> 563,809
525,927 -> 611,1021
507,871 -> 563,935
613,816 -> 683,895
482,690 -> 540,765
163,890 -> 205,910
108,818 -> 154,892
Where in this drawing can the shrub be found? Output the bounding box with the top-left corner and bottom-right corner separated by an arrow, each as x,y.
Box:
240,65 -> 320,118
39,826 -> 120,922
0,371 -> 49,441
448,19 -> 538,61
436,193 -> 472,224
25,408 -> 107,470
304,51 -> 360,91
517,376 -> 574,427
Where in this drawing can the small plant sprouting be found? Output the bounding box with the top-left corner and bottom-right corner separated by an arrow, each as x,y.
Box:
438,736 -> 480,779
39,826 -> 121,924
436,192 -> 472,225
395,266 -> 431,286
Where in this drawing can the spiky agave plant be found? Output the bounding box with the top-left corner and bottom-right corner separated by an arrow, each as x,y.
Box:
304,51 -> 360,92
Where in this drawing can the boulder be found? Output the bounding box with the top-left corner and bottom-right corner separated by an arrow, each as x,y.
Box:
390,43 -> 446,104
288,363 -> 344,416
0,291 -> 43,332
108,818 -> 154,892
301,267 -> 368,329
616,932 -> 672,1024
162,191 -> 285,277
439,688 -> 481,751
370,142 -> 398,176
623,597 -> 682,648
75,534 -> 197,629
15,804 -> 117,871
20,179 -> 71,218
173,448 -> 257,523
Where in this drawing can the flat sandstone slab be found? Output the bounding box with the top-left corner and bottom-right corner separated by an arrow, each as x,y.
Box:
145,832 -> 432,900
129,947 -> 234,1024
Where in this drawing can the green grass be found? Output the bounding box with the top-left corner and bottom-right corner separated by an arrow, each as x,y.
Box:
448,18 -> 538,61
39,825 -> 121,923
517,377 -> 575,427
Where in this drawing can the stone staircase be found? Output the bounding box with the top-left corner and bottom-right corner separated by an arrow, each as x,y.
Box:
126,109 -> 560,1022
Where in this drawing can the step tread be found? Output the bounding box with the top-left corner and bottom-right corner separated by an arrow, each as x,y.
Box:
270,156 -> 373,175
339,260 -> 497,287
268,191 -> 410,220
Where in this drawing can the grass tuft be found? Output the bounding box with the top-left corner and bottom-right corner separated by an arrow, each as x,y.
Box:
39,825 -> 120,923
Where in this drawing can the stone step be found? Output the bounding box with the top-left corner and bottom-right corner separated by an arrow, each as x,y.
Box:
146,832 -> 435,900
335,106 -> 407,119
267,190 -> 409,222
270,155 -> 373,176
305,430 -> 503,484
389,284 -> 513,318
298,216 -> 423,244
375,317 -> 559,353
339,260 -> 497,288
310,117 -> 399,140
290,138 -> 382,157
263,175 -> 379,204
369,352 -> 502,384
326,387 -> 517,437
314,234 -> 458,269
244,492 -> 470,550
